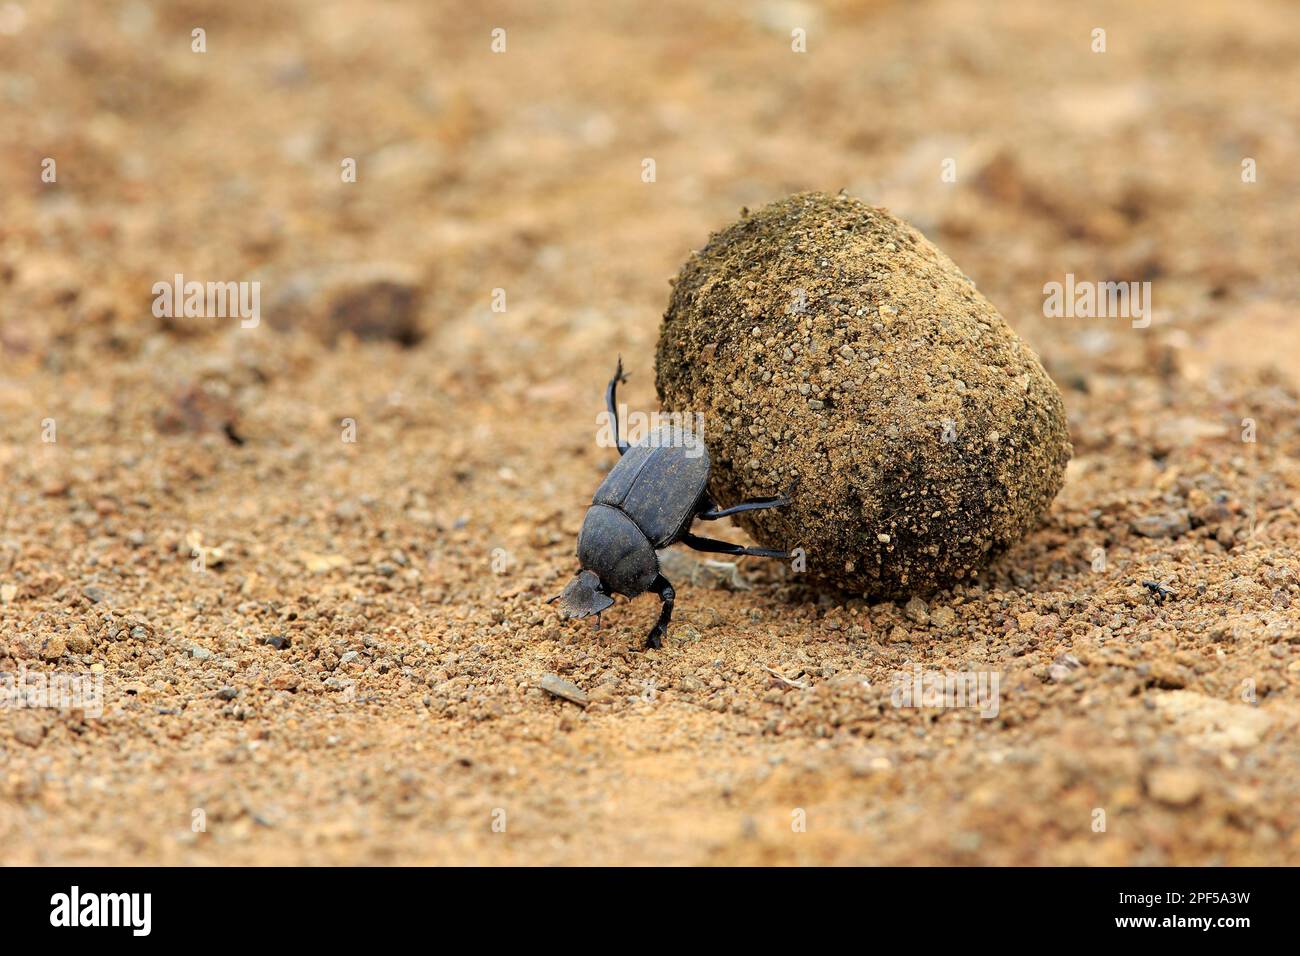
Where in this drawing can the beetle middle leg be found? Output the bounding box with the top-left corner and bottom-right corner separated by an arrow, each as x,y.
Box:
605,357 -> 630,456
645,574 -> 675,650
696,492 -> 790,521
680,533 -> 789,559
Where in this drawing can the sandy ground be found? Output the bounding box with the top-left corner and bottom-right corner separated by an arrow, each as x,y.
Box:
2,0 -> 1299,865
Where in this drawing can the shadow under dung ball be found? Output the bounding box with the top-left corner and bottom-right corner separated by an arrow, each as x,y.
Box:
655,192 -> 1071,598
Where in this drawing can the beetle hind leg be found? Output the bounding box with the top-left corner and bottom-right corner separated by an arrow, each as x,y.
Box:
680,532 -> 789,560
644,574 -> 675,650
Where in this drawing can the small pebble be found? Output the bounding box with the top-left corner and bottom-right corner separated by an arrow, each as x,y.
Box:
1147,767 -> 1204,807
13,720 -> 45,748
538,674 -> 589,706
904,596 -> 930,625
40,635 -> 67,659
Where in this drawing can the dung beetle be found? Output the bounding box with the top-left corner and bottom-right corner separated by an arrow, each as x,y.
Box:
1141,580 -> 1177,603
549,360 -> 791,649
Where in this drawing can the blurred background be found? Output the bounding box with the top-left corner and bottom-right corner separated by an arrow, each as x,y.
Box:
1,0 -> 1298,865
4,0 -> 1297,381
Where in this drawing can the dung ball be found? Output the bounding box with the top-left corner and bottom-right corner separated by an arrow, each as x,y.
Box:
655,192 -> 1071,598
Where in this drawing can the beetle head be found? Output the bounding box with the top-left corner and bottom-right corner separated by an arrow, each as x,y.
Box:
548,569 -> 614,620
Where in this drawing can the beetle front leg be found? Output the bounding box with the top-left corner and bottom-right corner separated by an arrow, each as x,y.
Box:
645,574 -> 675,650
696,493 -> 790,520
605,357 -> 630,456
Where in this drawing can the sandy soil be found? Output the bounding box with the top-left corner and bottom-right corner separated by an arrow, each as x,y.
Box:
2,0 -> 1298,865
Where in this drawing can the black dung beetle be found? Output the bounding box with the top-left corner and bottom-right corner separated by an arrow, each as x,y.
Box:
549,360 -> 791,649
1140,580 -> 1177,603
